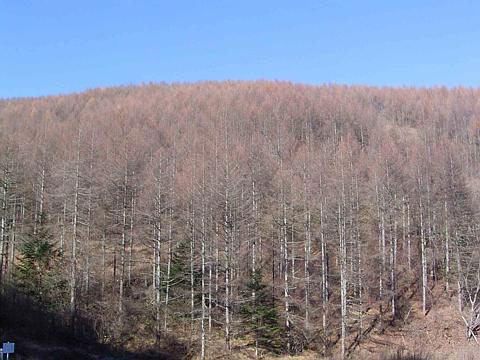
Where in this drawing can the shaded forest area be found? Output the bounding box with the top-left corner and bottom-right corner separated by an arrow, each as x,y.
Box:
1,81 -> 480,358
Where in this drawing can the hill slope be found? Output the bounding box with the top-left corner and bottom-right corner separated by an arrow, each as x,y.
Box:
1,82 -> 480,358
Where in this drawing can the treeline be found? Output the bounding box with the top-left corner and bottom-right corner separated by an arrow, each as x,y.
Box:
1,81 -> 480,358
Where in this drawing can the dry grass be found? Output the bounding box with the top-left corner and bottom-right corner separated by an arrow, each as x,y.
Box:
214,284 -> 480,360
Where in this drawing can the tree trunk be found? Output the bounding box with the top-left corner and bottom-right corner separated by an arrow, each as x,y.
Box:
420,194 -> 427,316
70,132 -> 80,330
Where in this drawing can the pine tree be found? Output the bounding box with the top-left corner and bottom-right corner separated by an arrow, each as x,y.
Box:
241,269 -> 284,355
16,213 -> 62,308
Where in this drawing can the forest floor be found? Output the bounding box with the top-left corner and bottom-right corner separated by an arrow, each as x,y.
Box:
220,284 -> 480,360
4,285 -> 479,359
316,287 -> 476,360
4,336 -> 174,360
349,285 -> 478,360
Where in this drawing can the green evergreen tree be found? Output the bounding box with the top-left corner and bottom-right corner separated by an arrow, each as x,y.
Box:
241,269 -> 284,354
16,212 -> 61,308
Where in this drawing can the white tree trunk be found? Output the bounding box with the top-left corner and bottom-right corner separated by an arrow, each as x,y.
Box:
119,159 -> 128,315
445,195 -> 450,293
320,201 -> 328,349
391,195 -> 397,319
70,133 -> 80,329
420,195 -> 427,316
201,204 -> 206,360
339,201 -> 347,360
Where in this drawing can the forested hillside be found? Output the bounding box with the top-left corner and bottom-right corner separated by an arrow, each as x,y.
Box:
1,81 -> 480,359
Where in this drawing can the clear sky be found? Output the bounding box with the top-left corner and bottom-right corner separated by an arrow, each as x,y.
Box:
1,0 -> 479,98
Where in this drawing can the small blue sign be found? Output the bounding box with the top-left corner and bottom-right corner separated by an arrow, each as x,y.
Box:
2,343 -> 14,354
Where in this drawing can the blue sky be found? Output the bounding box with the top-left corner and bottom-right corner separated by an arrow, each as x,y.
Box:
1,1 -> 479,98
